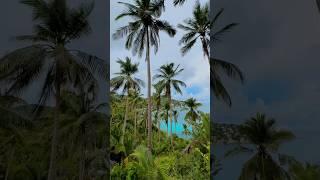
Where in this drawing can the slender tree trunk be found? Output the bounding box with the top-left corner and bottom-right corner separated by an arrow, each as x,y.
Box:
174,120 -> 176,134
168,92 -> 173,146
79,132 -> 85,180
260,152 -> 266,180
146,27 -> 152,151
48,84 -> 60,180
134,110 -> 137,139
145,108 -> 148,137
166,120 -> 169,136
201,36 -> 210,64
120,94 -> 130,145
158,117 -> 160,143
5,148 -> 15,180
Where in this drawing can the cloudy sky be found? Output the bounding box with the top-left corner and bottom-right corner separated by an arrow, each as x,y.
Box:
211,0 -> 320,178
110,0 -> 210,112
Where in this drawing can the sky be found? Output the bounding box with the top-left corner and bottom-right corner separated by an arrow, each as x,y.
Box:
110,0 -> 210,113
211,0 -> 320,179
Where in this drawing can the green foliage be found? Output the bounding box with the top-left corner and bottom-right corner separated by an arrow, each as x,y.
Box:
111,145 -> 166,180
289,162 -> 320,180
111,145 -> 210,180
279,155 -> 320,180
0,92 -> 108,179
111,93 -> 210,179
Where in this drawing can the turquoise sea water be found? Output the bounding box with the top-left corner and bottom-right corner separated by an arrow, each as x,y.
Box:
159,111 -> 192,139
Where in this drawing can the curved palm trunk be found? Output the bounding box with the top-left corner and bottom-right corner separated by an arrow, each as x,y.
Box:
146,28 -> 152,151
48,84 -> 60,180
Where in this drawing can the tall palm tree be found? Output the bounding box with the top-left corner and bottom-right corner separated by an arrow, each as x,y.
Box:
154,63 -> 186,144
111,57 -> 144,146
0,1 -> 107,179
178,1 -> 244,106
229,113 -> 295,180
184,98 -> 202,123
113,0 -> 176,151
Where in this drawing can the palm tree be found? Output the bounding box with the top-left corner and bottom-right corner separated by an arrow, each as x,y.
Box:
184,98 -> 202,123
178,1 -> 244,106
111,57 -> 144,146
229,113 -> 295,180
154,63 -> 186,145
113,0 -> 176,151
0,1 -> 107,179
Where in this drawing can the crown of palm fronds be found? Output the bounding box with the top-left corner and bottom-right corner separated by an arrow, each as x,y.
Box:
113,0 -> 176,57
111,57 -> 144,95
153,63 -> 186,96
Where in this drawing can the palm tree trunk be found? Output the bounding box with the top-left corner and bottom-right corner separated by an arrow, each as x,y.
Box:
261,154 -> 266,180
201,36 -> 210,63
4,148 -> 15,180
158,117 -> 160,143
120,95 -> 130,145
146,27 -> 152,151
79,133 -> 85,180
48,83 -> 61,180
168,93 -> 173,146
134,110 -> 137,139
145,108 -> 148,137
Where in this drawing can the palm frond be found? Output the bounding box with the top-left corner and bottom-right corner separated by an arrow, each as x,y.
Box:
212,58 -> 244,83
317,0 -> 320,12
173,0 -> 187,6
211,23 -> 238,43
211,73 -> 232,106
